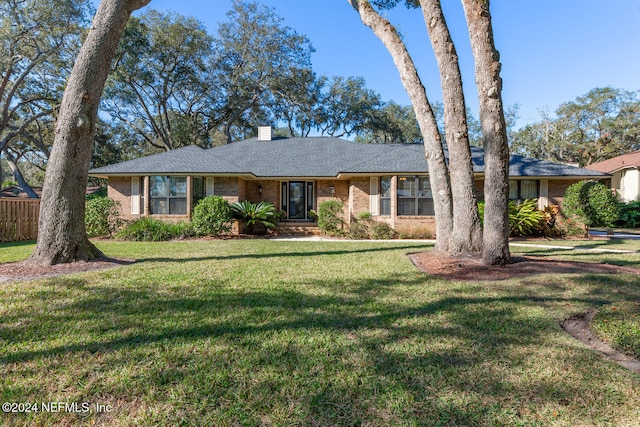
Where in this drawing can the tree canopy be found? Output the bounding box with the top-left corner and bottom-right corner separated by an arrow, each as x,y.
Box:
511,87 -> 640,166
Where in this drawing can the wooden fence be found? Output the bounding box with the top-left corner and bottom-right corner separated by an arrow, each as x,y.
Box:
0,198 -> 40,243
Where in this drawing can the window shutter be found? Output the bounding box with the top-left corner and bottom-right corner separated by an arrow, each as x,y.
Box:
370,177 -> 379,216
206,177 -> 215,196
131,178 -> 140,215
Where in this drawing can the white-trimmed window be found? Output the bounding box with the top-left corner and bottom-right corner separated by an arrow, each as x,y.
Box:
149,176 -> 187,214
509,180 -> 539,201
379,176 -> 391,216
398,176 -> 434,216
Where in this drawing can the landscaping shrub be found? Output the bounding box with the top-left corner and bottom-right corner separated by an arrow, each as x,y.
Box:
539,204 -> 563,237
371,222 -> 398,239
317,200 -> 344,236
231,200 -> 277,234
617,200 -> 640,228
479,199 -> 560,237
116,217 -> 194,241
562,181 -> 619,231
347,221 -> 370,240
85,196 -> 122,237
508,199 -> 545,237
192,196 -> 233,236
347,212 -> 398,240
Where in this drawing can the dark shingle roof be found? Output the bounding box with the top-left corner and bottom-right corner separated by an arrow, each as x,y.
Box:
89,136 -> 608,178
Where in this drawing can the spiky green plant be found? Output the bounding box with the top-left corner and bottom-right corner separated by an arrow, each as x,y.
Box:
231,200 -> 278,234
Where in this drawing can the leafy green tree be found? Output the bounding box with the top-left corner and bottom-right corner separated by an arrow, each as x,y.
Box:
557,87 -> 640,166
510,109 -> 572,163
512,87 -> 640,166
315,76 -> 383,138
214,0 -> 314,143
355,102 -> 422,144
0,0 -> 91,196
104,10 -> 215,151
270,69 -> 324,137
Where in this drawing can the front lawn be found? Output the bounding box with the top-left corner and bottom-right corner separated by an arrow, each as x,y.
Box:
1,240 -> 639,426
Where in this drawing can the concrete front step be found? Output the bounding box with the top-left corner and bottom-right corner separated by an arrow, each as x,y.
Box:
272,222 -> 322,236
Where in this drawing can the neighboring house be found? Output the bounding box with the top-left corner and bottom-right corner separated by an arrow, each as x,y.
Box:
585,151 -> 640,202
89,127 -> 608,236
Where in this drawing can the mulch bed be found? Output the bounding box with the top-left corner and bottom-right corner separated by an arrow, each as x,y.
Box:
408,251 -> 639,281
0,258 -> 133,284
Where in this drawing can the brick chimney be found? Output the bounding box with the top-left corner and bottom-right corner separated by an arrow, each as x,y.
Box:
257,126 -> 272,141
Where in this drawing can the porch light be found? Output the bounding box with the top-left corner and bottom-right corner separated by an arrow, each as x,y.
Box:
257,184 -> 263,195
329,185 -> 335,196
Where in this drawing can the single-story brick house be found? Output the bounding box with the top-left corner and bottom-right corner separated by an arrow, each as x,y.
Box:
586,151 -> 640,202
89,127 -> 608,236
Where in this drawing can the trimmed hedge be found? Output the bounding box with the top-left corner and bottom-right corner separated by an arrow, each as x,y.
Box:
562,181 -> 619,229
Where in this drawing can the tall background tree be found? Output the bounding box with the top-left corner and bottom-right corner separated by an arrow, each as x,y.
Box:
30,0 -> 151,265
213,0 -> 314,143
511,87 -> 640,166
103,10 -> 215,151
0,0 -> 90,196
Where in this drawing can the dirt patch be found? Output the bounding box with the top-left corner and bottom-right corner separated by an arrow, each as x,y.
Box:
408,251 -> 638,282
0,258 -> 133,284
561,310 -> 640,374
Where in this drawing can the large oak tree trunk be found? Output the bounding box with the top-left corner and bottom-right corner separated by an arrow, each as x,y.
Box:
461,0 -> 511,265
30,0 -> 151,265
348,0 -> 454,251
420,0 -> 482,253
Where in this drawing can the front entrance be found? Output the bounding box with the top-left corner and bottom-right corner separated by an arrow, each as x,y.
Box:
281,181 -> 315,220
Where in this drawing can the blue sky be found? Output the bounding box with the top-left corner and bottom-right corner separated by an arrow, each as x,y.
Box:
98,0 -> 640,129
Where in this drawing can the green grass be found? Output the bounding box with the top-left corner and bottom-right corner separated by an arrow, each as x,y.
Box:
592,302 -> 640,360
1,239 -> 639,426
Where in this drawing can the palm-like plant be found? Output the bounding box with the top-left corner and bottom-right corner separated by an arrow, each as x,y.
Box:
230,201 -> 278,234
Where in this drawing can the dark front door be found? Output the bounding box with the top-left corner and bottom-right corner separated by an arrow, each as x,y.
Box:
288,181 -> 306,219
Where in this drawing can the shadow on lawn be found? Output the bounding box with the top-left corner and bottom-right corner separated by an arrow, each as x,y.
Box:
2,270 -> 639,425
132,243 -> 430,264
515,247 -> 640,267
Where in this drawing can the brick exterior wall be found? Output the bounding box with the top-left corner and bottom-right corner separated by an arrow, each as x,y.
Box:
548,179 -> 579,206
108,177 -> 137,221
215,177 -> 242,203
317,180 -> 349,224
107,174 -> 589,237
349,178 -> 370,222
245,180 -> 279,207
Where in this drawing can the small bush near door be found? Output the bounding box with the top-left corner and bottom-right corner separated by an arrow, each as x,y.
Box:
230,201 -> 278,234
317,200 -> 344,236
